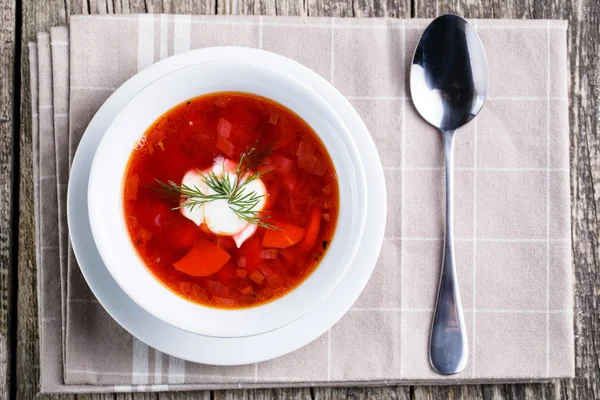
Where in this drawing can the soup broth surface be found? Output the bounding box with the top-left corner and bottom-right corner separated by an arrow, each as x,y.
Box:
123,92 -> 339,309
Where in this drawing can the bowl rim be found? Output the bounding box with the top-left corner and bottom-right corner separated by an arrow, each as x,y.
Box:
87,52 -> 369,338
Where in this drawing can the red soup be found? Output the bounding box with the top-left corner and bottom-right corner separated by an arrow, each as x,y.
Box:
123,92 -> 339,309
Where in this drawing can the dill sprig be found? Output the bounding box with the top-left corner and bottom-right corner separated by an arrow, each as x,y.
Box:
153,143 -> 280,230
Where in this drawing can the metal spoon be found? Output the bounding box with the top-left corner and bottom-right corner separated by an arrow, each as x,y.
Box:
409,14 -> 488,375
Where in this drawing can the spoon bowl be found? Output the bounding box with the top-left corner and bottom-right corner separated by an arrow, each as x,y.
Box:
410,14 -> 488,375
411,15 -> 487,131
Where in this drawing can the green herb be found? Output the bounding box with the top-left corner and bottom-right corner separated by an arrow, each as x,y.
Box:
153,144 -> 279,230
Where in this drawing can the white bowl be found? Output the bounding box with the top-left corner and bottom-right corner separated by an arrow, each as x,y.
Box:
88,53 -> 368,338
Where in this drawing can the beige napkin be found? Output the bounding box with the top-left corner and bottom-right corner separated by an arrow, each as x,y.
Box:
31,15 -> 574,394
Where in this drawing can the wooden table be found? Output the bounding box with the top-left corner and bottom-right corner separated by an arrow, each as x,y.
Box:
1,0 -> 598,398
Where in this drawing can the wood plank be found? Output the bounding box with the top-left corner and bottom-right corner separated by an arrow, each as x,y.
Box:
412,0 -> 600,400
17,1 -> 70,399
0,0 -> 16,397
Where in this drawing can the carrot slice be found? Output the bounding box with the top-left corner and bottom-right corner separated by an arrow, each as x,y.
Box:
299,206 -> 321,252
262,221 -> 305,248
173,238 -> 230,277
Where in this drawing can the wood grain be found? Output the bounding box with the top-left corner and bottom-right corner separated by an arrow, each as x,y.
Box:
0,0 -> 15,398
11,0 -> 599,399
17,1 -> 67,399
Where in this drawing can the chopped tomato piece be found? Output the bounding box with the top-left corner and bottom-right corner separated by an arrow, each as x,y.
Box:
216,135 -> 235,157
262,221 -> 305,248
191,284 -> 209,302
299,206 -> 321,252
138,228 -> 152,242
236,269 -> 247,278
178,282 -> 192,296
274,155 -> 294,174
213,296 -> 235,307
238,236 -> 262,273
240,286 -> 253,296
268,111 -> 279,125
173,238 -> 231,277
214,97 -> 229,107
259,264 -> 277,278
259,249 -> 279,259
250,270 -> 265,284
124,173 -> 139,201
267,274 -> 284,288
217,117 -> 232,138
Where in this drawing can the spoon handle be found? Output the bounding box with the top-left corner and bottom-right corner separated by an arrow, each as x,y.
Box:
429,129 -> 468,375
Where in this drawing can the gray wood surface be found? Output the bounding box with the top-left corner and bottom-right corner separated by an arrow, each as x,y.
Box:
0,0 -> 16,398
6,0 -> 599,398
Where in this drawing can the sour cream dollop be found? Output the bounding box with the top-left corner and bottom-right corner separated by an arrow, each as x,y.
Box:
180,157 -> 267,247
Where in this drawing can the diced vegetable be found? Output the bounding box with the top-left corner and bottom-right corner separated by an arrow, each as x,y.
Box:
173,238 -> 231,277
299,206 -> 321,252
191,284 -> 209,302
178,282 -> 192,296
323,213 -> 331,222
258,264 -> 277,278
138,228 -> 152,242
236,268 -> 247,278
269,111 -> 279,125
267,274 -> 284,288
262,221 -> 305,248
323,201 -> 333,209
204,279 -> 229,297
260,249 -> 279,260
217,118 -> 232,138
240,286 -> 253,296
134,137 -> 147,151
213,296 -> 235,307
274,155 -> 294,174
124,173 -> 139,201
216,135 -> 235,157
250,270 -> 265,284
237,256 -> 247,268
322,184 -> 333,194
297,140 -> 327,176
215,97 -> 229,107
239,236 -> 262,273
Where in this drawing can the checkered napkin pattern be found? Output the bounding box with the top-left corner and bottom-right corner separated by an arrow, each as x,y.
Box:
30,15 -> 574,394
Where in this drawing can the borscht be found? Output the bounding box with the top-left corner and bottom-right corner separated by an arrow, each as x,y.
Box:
123,92 -> 339,309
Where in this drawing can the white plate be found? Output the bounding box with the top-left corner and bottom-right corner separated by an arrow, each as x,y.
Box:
67,47 -> 386,365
